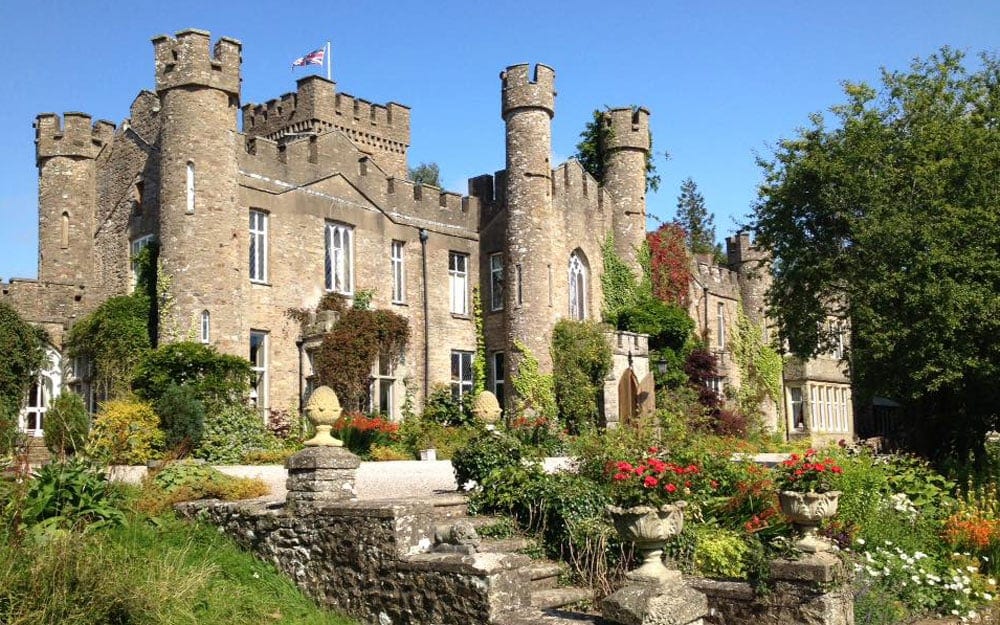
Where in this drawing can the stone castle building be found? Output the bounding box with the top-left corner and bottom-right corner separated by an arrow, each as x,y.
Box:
2,29 -> 851,441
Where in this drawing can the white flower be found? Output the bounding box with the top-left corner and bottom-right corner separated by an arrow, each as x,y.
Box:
856,538 -> 866,545
988,578 -> 996,586
982,592 -> 992,601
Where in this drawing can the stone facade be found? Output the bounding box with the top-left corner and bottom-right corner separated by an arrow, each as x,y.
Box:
4,28 -> 851,440
688,233 -> 854,440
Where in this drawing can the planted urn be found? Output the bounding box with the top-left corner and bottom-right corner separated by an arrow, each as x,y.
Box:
774,449 -> 843,552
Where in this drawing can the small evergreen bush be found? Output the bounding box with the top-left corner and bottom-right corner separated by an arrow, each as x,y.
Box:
194,403 -> 279,464
43,392 -> 90,459
451,430 -> 523,489
154,383 -> 205,453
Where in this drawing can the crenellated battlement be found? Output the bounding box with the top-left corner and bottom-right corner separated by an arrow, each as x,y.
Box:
242,129 -> 476,233
501,63 -> 555,119
551,159 -> 603,206
694,258 -> 741,290
35,113 -> 114,164
605,107 -> 650,151
242,75 -> 410,178
152,29 -> 241,96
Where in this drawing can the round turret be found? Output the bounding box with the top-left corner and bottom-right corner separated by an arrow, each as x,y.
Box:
603,107 -> 652,275
154,30 -> 246,353
501,64 -> 558,403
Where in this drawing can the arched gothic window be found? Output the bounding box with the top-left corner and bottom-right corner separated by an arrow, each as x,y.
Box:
568,251 -> 587,320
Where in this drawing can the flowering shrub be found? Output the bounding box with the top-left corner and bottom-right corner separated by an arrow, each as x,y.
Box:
773,449 -> 842,492
851,540 -> 997,621
607,449 -> 707,508
332,412 -> 399,458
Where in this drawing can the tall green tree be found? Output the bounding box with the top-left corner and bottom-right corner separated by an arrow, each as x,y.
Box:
751,48 -> 1000,465
407,162 -> 441,187
674,177 -> 720,258
0,302 -> 46,451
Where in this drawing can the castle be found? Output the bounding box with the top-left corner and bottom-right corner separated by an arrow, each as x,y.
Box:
1,29 -> 852,442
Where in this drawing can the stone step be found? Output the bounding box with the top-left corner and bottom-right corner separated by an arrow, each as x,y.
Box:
523,561 -> 563,591
429,493 -> 469,519
479,536 -> 532,554
466,514 -> 506,530
498,608 -> 602,625
26,438 -> 50,465
529,587 -> 593,610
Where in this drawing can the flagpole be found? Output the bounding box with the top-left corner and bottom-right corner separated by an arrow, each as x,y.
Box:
326,41 -> 331,81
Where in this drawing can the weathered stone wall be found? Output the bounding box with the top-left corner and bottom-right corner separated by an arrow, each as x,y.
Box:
177,498 -> 532,625
691,554 -> 854,625
0,279 -> 93,346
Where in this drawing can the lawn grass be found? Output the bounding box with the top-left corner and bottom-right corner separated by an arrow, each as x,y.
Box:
0,509 -> 356,625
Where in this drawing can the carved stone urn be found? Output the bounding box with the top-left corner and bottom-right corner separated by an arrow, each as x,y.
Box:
302,385 -> 344,447
608,502 -> 686,583
778,490 -> 841,553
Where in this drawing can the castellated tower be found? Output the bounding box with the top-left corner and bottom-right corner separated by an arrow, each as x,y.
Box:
603,107 -> 651,275
501,63 -> 557,384
152,30 -> 246,352
34,113 -> 114,284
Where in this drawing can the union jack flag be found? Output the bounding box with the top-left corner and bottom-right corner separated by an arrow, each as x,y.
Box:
292,47 -> 325,68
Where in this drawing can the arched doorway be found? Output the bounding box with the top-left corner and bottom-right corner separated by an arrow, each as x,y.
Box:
618,369 -> 639,426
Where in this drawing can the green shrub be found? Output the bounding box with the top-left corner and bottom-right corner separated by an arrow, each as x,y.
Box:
617,296 -> 693,352
43,392 -> 90,459
552,319 -> 613,434
20,459 -> 125,534
195,403 -> 279,464
452,430 -> 523,489
421,384 -> 472,427
0,397 -> 25,457
137,460 -> 270,512
65,295 -> 151,398
397,417 -> 477,459
133,341 -> 253,408
0,302 -> 46,440
692,525 -> 749,578
86,398 -> 164,465
154,383 -> 205,453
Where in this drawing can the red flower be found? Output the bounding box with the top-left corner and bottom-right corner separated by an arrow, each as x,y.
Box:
614,472 -> 629,481
644,476 -> 659,488
665,483 -> 677,493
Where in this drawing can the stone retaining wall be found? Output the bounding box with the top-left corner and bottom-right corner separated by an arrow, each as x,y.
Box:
176,498 -> 532,625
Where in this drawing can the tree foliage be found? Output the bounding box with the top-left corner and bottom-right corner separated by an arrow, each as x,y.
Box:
66,295 -> 151,399
132,342 -> 252,409
551,320 -> 613,433
675,177 -> 722,259
43,392 -> 90,459
751,48 -> 1000,462
600,233 -> 641,325
646,223 -> 691,308
0,302 -> 46,418
407,162 -> 442,187
313,308 -> 410,412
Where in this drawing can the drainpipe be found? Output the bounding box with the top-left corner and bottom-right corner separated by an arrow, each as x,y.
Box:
419,228 -> 430,403
295,338 -> 305,415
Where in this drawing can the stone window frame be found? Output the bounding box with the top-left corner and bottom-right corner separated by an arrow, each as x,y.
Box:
185,161 -> 196,214
129,234 -> 155,289
390,240 -> 405,304
200,310 -> 211,344
491,351 -> 505,411
489,252 -> 504,311
788,386 -> 805,430
368,353 -> 397,419
568,251 -> 587,320
449,252 -> 469,316
249,209 -> 268,283
716,302 -> 726,350
249,330 -> 269,417
450,350 -> 474,403
325,221 -> 354,296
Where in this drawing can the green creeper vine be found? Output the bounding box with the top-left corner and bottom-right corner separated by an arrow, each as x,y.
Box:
472,287 -> 486,397
729,304 -> 784,434
600,233 -> 641,324
510,340 -> 556,420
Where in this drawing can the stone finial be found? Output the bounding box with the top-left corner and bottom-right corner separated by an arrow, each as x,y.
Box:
471,390 -> 502,424
303,385 -> 344,447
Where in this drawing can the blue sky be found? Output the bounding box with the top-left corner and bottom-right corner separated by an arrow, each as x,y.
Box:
1,1 -> 997,280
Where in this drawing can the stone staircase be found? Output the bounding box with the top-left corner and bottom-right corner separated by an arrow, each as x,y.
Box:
427,493 -> 601,625
26,438 -> 50,466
